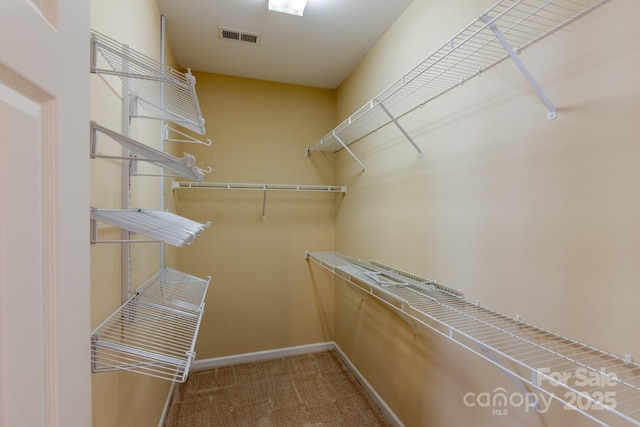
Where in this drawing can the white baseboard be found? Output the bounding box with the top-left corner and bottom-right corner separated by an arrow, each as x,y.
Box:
190,341 -> 335,371
160,341 -> 403,427
332,343 -> 405,427
157,381 -> 176,427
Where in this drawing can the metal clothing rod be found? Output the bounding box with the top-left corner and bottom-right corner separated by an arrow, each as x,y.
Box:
480,13 -> 557,120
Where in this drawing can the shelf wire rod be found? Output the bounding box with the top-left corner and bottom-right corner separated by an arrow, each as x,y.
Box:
92,352 -> 188,379
510,344 -> 600,363
482,330 -> 563,351
106,312 -> 199,337
540,350 -> 623,372
427,302 -> 640,419
407,295 -> 626,385
463,323 -> 556,342
433,289 -> 629,374
611,388 -> 640,409
609,390 -> 640,410
622,403 -> 640,418
478,334 -> 545,351
97,320 -> 196,347
524,344 -> 621,368
579,372 -> 640,396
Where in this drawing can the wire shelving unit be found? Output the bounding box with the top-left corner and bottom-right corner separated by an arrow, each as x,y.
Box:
90,30 -> 206,135
90,208 -> 211,247
91,267 -> 211,383
306,251 -> 640,426
91,121 -> 205,182
307,0 -> 609,170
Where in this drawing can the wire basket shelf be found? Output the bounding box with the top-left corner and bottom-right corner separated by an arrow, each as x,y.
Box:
90,30 -> 206,134
307,251 -> 640,426
91,267 -> 211,383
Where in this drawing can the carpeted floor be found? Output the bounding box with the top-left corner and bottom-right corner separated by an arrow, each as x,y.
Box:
163,350 -> 392,427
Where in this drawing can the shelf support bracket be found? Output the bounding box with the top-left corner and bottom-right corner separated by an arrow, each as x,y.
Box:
374,98 -> 423,158
333,132 -> 367,172
477,343 -> 541,413
261,187 -> 267,219
480,14 -> 557,120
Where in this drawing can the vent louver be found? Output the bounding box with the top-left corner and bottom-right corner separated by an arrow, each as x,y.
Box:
218,26 -> 261,45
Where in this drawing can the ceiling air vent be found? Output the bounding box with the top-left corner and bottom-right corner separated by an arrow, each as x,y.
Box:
218,26 -> 262,45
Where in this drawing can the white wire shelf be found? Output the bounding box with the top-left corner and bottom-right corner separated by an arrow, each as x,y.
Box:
173,181 -> 347,219
90,208 -> 211,247
306,251 -> 640,427
173,181 -> 346,193
90,30 -> 206,135
307,0 -> 608,169
90,121 -> 205,182
91,267 -> 211,383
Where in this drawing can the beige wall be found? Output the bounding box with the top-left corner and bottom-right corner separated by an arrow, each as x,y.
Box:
88,0 -> 640,425
333,0 -> 640,426
90,0 -> 179,426
173,73 -> 337,358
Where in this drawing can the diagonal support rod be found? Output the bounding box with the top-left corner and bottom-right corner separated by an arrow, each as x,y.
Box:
374,98 -> 423,158
480,14 -> 557,120
334,133 -> 368,172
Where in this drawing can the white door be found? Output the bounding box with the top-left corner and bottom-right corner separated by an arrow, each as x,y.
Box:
0,1 -> 91,427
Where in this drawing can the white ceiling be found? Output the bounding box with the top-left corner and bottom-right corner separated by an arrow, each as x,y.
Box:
156,0 -> 413,89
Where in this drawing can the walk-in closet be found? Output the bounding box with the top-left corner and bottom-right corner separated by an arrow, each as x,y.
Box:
1,0 -> 639,426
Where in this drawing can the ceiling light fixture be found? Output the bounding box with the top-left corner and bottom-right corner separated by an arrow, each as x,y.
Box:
268,0 -> 308,16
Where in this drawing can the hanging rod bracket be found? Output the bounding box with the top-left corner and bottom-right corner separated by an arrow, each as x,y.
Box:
480,13 -> 557,120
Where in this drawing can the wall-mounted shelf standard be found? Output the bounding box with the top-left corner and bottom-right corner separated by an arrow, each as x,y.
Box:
306,251 -> 640,427
307,0 -> 608,170
90,30 -> 206,134
91,267 -> 211,382
90,121 -> 205,182
173,181 -> 347,219
90,208 -> 211,247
